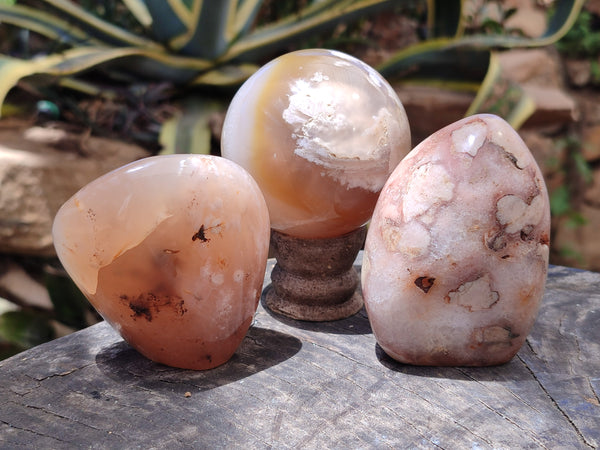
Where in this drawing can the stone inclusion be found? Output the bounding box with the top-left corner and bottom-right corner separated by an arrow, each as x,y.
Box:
53,155 -> 270,370
362,114 -> 551,366
221,49 -> 411,239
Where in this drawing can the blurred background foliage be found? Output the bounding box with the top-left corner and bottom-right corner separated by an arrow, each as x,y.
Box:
0,0 -> 586,358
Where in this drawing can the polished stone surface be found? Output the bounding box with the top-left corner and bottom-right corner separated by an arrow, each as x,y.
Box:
363,114 -> 551,366
53,155 -> 270,369
222,49 -> 411,239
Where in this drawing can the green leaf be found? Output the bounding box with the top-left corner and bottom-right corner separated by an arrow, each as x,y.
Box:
565,211 -> 588,228
0,4 -> 107,47
229,0 -> 264,42
0,310 -> 55,350
454,0 -> 584,49
0,47 -> 213,115
223,0 -> 392,63
190,63 -> 259,86
45,265 -> 91,330
466,52 -> 535,128
378,38 -> 490,84
159,98 -> 225,155
175,1 -> 233,58
427,0 -> 464,39
122,0 -> 154,27
550,185 -> 571,216
0,2 -> 162,49
573,151 -> 594,184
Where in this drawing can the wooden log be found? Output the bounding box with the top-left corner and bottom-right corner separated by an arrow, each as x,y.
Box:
0,259 -> 599,449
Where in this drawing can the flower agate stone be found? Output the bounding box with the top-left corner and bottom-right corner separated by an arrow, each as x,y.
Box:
362,114 -> 550,366
52,155 -> 270,370
221,49 -> 411,239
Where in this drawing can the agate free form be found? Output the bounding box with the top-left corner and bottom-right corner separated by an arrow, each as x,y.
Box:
222,48 -> 411,239
53,155 -> 270,370
363,114 -> 550,366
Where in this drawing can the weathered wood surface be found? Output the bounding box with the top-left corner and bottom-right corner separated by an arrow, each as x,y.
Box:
1,258 -> 599,449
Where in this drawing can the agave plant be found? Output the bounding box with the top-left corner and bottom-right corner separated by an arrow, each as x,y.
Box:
378,0 -> 585,128
0,0 -> 394,103
0,0 -> 585,151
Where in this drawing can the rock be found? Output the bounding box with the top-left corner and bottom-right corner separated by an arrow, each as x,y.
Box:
498,48 -> 564,88
564,59 -> 594,87
587,0 -> 600,16
0,120 -> 149,256
0,262 -> 53,309
504,0 -> 548,38
552,203 -> 600,271
394,85 -> 475,146
584,168 -> 600,206
362,114 -> 550,366
520,85 -> 579,127
498,49 -> 578,128
53,154 -> 271,370
581,124 -> 600,163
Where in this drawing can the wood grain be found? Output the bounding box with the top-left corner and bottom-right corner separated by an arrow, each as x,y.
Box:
1,259 -> 598,449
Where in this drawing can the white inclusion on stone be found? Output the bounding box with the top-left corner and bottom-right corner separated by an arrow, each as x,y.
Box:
210,272 -> 225,285
496,194 -> 544,234
446,274 -> 499,312
402,163 -> 454,222
282,75 -> 393,191
451,120 -> 487,157
310,71 -> 329,83
381,219 -> 430,256
233,269 -> 244,283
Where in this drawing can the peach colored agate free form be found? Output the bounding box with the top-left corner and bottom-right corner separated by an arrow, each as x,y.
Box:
221,49 -> 411,239
362,114 -> 551,366
53,155 -> 270,370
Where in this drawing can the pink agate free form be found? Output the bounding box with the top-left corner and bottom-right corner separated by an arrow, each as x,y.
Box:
53,155 -> 270,370
222,49 -> 411,239
362,114 -> 550,366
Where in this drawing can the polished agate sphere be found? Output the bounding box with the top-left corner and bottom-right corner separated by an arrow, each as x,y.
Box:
222,49 -> 411,239
53,155 -> 270,370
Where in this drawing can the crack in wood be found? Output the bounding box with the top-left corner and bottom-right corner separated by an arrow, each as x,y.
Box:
477,399 -> 548,448
30,363 -> 95,382
588,379 -> 600,407
516,354 -> 595,448
1,419 -> 68,444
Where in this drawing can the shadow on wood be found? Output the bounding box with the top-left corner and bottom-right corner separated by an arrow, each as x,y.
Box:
95,326 -> 302,392
375,343 -> 535,382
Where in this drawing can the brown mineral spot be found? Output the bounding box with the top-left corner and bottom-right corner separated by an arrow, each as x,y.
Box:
192,223 -> 223,243
129,300 -> 152,321
192,224 -> 209,242
121,293 -> 187,321
487,232 -> 507,251
415,276 -> 435,293
503,150 -> 520,169
520,225 -> 535,241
